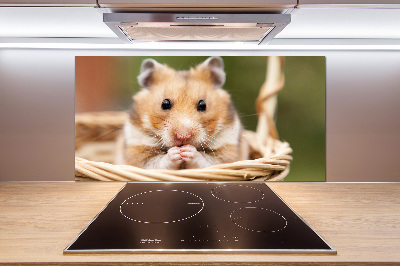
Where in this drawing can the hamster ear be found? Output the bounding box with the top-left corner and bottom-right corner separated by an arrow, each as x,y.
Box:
200,56 -> 226,88
137,59 -> 162,88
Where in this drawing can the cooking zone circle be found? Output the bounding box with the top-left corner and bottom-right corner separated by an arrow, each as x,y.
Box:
120,190 -> 204,224
211,185 -> 264,203
230,207 -> 287,233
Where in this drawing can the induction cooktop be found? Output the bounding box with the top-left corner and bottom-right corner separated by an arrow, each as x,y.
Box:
64,182 -> 336,254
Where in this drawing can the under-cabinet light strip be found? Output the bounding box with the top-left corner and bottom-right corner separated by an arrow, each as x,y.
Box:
0,42 -> 399,50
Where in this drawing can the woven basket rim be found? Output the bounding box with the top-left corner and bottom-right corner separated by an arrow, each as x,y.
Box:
75,121 -> 293,181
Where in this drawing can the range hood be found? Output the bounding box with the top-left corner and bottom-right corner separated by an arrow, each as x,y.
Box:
103,13 -> 291,45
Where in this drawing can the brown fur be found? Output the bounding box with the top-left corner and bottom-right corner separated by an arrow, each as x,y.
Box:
131,68 -> 234,131
124,144 -> 166,167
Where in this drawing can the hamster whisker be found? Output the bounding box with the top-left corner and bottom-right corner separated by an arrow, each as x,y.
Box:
150,141 -> 162,154
203,141 -> 217,158
238,111 -> 275,118
140,134 -> 163,154
147,135 -> 159,146
205,137 -> 223,155
238,113 -> 260,118
205,136 -> 216,146
146,114 -> 173,127
199,137 -> 214,155
207,135 -> 229,151
90,126 -> 121,141
153,137 -> 163,146
199,142 -> 206,154
201,137 -> 217,156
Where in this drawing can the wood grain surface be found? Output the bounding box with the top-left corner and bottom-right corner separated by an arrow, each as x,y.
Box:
0,182 -> 399,265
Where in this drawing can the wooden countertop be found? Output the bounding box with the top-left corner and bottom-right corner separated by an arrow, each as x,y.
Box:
0,182 -> 399,265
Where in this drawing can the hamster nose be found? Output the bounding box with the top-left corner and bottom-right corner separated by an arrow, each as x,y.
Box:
175,129 -> 193,142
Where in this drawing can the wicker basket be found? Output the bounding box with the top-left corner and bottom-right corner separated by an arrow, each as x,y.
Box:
75,57 -> 292,181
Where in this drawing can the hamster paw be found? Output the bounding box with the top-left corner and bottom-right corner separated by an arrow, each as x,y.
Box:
159,145 -> 216,169
166,146 -> 184,167
180,145 -> 218,168
179,145 -> 198,162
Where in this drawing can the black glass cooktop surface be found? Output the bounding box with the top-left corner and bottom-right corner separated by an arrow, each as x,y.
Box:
64,182 -> 336,254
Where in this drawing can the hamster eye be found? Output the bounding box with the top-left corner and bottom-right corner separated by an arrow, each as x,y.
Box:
161,99 -> 172,110
197,100 -> 206,112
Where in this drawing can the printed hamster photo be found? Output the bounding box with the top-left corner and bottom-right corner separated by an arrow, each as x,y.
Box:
116,57 -> 247,169
75,56 -> 325,182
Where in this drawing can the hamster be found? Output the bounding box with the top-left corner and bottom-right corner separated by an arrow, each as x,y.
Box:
115,56 -> 247,169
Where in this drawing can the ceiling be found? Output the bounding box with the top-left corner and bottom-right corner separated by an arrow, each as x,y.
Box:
0,6 -> 399,47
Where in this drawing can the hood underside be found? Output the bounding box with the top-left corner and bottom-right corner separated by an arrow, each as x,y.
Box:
103,13 -> 291,45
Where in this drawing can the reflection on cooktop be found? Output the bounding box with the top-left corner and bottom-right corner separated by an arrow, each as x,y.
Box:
64,182 -> 336,254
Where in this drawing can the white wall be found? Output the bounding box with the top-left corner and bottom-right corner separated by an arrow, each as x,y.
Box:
0,48 -> 399,181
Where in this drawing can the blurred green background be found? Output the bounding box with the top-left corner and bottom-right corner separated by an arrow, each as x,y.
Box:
76,56 -> 325,181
